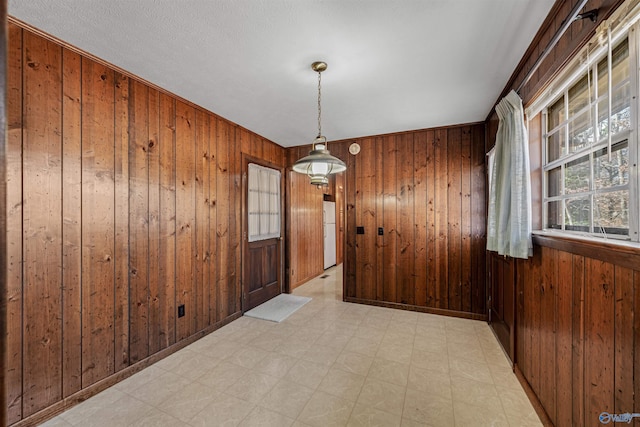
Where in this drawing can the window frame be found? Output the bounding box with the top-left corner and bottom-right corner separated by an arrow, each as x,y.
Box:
531,17 -> 640,243
247,162 -> 281,243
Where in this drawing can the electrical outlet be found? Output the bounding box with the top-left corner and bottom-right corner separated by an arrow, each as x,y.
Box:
178,304 -> 185,318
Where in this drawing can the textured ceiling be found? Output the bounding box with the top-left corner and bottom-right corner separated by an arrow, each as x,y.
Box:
8,0 -> 555,147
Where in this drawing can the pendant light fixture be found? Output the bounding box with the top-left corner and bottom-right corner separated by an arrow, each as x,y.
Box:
292,61 -> 346,186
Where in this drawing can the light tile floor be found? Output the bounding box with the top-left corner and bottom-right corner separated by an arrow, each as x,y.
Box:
40,266 -> 542,427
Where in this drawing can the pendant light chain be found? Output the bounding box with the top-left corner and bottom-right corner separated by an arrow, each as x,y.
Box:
291,60 -> 346,185
317,70 -> 322,138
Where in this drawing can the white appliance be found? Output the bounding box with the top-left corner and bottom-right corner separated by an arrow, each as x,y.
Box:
323,201 -> 337,269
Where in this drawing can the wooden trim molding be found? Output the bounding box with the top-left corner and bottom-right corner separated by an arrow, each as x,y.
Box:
533,234 -> 640,271
344,297 -> 488,321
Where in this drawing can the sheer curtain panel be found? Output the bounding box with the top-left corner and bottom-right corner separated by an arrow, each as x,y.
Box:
487,90 -> 533,259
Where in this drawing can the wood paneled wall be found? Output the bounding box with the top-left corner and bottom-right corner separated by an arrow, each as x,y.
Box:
6,22 -> 284,426
515,237 -> 640,426
484,2 -> 639,425
287,124 -> 487,318
1,1 -> 7,426
340,125 -> 487,318
285,148 -> 326,290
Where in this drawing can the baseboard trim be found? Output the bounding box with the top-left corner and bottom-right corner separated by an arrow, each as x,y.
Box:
343,297 -> 487,321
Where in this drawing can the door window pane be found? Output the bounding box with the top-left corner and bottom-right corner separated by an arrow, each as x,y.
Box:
248,163 -> 281,242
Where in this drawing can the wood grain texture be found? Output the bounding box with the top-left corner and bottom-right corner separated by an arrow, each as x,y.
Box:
61,48 -> 82,398
355,137 -> 376,300
1,5 -> 6,426
434,129 -> 448,309
396,133 -> 414,305
6,22 -> 23,425
22,29 -> 64,417
114,71 -> 130,372
230,125 -> 241,315
215,118 -> 230,321
147,88 -> 161,355
514,240 -> 640,427
413,131 -> 428,307
555,250 -> 572,426
175,101 -> 196,340
81,57 -> 116,388
128,79 -> 150,364
158,93 -> 176,350
195,109 -> 210,330
446,127 -> 461,310
6,23 -> 286,424
470,125 -> 486,315
285,161 -> 324,291
293,123 -> 487,318
382,137 -> 397,302
208,116 -> 218,323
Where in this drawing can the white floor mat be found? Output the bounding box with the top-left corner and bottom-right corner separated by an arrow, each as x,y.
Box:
244,294 -> 311,323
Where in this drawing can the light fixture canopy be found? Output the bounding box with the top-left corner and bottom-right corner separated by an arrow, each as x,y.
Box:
292,61 -> 346,186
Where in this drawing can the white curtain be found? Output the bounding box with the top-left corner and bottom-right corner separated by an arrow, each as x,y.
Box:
487,90 -> 532,259
248,163 -> 281,242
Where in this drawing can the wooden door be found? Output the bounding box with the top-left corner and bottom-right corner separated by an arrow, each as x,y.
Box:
242,157 -> 284,311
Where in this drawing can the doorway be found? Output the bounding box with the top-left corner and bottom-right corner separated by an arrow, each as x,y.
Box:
242,156 -> 284,311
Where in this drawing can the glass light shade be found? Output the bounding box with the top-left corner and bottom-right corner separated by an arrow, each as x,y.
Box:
292,138 -> 346,186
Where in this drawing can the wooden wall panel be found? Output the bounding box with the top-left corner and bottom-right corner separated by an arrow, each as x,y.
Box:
614,266 -> 634,416
147,89 -> 161,355
554,250 -> 572,427
413,132 -> 428,307
128,79 -> 150,364
61,48 -> 82,398
195,109 -> 210,331
207,117 -> 218,323
425,131 -> 437,308
288,123 -> 487,319
175,101 -> 196,340
584,259 -> 615,422
158,93 -> 176,350
215,118 -> 231,321
6,23 -> 23,425
446,128 -> 461,310
230,125 -> 241,316
6,22 -> 285,425
516,238 -> 640,427
396,133 -> 414,305
286,162 -> 324,291
114,72 -> 130,373
355,137 -> 376,300
22,31 -> 63,416
81,58 -> 116,388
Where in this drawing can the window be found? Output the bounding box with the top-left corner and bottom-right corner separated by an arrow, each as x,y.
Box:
248,163 -> 281,242
541,30 -> 638,241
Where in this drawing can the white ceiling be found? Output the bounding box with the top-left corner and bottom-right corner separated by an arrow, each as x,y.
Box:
8,0 -> 555,147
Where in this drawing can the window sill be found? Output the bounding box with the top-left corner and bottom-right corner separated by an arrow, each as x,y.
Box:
531,230 -> 640,270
